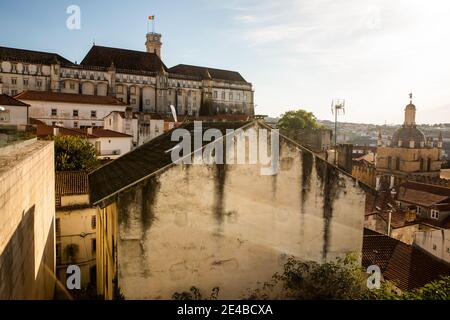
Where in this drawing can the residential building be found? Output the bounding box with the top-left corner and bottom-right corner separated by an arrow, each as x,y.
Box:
36,125 -> 133,160
0,137 -> 55,299
0,94 -> 30,126
89,120 -> 371,299
55,171 -> 97,290
414,229 -> 450,264
362,228 -> 450,292
15,90 -> 127,128
0,31 -> 254,116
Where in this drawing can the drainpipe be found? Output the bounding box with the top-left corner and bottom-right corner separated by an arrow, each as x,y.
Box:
387,210 -> 392,236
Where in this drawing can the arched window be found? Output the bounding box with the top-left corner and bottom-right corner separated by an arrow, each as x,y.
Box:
420,158 -> 424,171
427,158 -> 431,172
387,156 -> 392,169
396,157 -> 400,170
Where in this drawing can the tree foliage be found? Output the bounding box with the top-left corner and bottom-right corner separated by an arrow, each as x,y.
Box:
277,109 -> 320,130
53,135 -> 99,171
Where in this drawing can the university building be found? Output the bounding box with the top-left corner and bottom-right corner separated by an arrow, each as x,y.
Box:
0,31 -> 254,118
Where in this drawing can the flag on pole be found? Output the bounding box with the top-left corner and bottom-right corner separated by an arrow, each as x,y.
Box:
148,15 -> 155,20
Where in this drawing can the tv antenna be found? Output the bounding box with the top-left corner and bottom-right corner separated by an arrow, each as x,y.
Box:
331,99 -> 345,165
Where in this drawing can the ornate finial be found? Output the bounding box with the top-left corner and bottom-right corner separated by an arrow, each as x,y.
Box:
409,92 -> 413,103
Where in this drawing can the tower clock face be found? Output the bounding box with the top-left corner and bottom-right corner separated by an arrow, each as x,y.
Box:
154,36 -> 158,41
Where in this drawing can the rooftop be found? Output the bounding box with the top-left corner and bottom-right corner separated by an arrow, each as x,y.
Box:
168,64 -> 248,83
0,94 -> 30,107
362,228 -> 450,291
81,45 -> 168,73
36,125 -> 132,139
14,90 -> 127,106
0,46 -> 74,65
397,181 -> 450,207
55,171 -> 89,196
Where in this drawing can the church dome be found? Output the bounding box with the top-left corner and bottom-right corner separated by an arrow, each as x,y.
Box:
392,126 -> 426,148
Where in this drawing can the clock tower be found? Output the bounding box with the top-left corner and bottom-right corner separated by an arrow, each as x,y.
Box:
145,32 -> 162,58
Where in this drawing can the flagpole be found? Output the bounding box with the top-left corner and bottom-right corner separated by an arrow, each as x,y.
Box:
152,18 -> 155,33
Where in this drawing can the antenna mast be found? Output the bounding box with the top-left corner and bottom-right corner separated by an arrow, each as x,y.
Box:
331,99 -> 345,165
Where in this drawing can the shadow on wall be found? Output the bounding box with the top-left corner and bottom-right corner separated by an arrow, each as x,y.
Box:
0,205 -> 55,299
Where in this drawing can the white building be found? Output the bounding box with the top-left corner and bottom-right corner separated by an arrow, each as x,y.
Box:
0,94 -> 29,126
15,90 -> 127,128
0,31 -> 254,116
55,171 -> 97,291
36,125 -> 133,160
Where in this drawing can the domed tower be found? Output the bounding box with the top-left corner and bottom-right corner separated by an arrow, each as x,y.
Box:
145,32 -> 162,58
375,93 -> 442,188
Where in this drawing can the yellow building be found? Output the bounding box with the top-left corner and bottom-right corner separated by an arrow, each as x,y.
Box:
376,96 -> 443,187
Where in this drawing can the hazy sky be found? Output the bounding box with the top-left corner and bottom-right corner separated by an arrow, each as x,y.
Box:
1,0 -> 449,124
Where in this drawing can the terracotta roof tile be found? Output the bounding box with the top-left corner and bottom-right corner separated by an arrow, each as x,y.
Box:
56,171 -> 89,196
14,91 -> 127,106
362,229 -> 450,291
0,94 -> 30,107
397,182 -> 450,207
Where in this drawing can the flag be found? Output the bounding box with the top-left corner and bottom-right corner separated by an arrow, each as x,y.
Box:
148,15 -> 155,20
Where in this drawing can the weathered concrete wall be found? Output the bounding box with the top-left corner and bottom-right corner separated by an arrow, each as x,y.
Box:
414,229 -> 450,264
114,124 -> 367,299
0,140 -> 55,299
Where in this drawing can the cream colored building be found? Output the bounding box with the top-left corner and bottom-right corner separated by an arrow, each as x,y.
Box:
0,138 -> 55,299
0,94 -> 30,126
0,32 -> 254,117
55,171 -> 97,290
376,98 -> 443,187
89,121 -> 370,299
15,90 -> 127,128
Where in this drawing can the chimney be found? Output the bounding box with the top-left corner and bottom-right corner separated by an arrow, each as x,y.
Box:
53,127 -> 59,136
87,127 -> 93,135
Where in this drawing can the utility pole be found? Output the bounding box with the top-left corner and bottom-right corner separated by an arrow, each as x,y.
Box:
331,99 -> 345,165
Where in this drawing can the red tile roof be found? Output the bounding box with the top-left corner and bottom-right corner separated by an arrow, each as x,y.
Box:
36,124 -> 132,138
362,229 -> 450,291
0,94 -> 30,107
397,182 -> 450,207
56,171 -> 89,196
14,91 -> 127,106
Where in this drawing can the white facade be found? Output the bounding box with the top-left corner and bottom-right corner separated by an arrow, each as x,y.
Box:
0,105 -> 28,126
23,99 -> 127,128
103,111 -> 139,146
89,135 -> 132,160
414,229 -> 450,264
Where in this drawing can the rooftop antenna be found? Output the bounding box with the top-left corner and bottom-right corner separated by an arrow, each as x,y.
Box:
331,99 -> 345,165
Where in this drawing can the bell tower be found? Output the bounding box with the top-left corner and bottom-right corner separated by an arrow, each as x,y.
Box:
145,32 -> 162,58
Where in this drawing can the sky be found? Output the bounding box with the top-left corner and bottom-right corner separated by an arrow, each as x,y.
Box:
1,0 -> 450,124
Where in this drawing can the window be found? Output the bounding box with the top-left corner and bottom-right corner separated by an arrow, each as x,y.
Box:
244,93 -> 247,101
387,156 -> 392,169
92,239 -> 96,254
214,91 -> 218,99
11,78 -> 17,85
23,64 -> 29,73
229,92 -> 233,100
55,218 -> 61,235
70,83 -> 75,90
73,110 -> 78,117
56,243 -> 61,265
0,109 -> 10,121
92,122 -> 96,127
117,85 -> 123,94
11,64 -> 17,73
23,79 -> 29,86
237,93 -> 241,101
131,98 -> 136,104
91,110 -> 97,118
51,109 -> 57,116
91,215 -> 96,229
431,209 -> 439,220
52,121 -> 56,126
433,244 -> 437,250
188,90 -> 191,97
395,157 -> 400,170
145,99 -> 151,105
221,92 -> 225,100
73,121 -> 78,128
416,206 -> 422,215
37,79 -> 42,87
11,90 -> 17,96
130,87 -> 136,94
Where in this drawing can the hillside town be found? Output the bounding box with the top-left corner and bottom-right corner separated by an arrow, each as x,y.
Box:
1,8 -> 450,303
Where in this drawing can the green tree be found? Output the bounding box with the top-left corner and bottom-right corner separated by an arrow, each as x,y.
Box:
53,135 -> 99,171
277,109 -> 320,130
